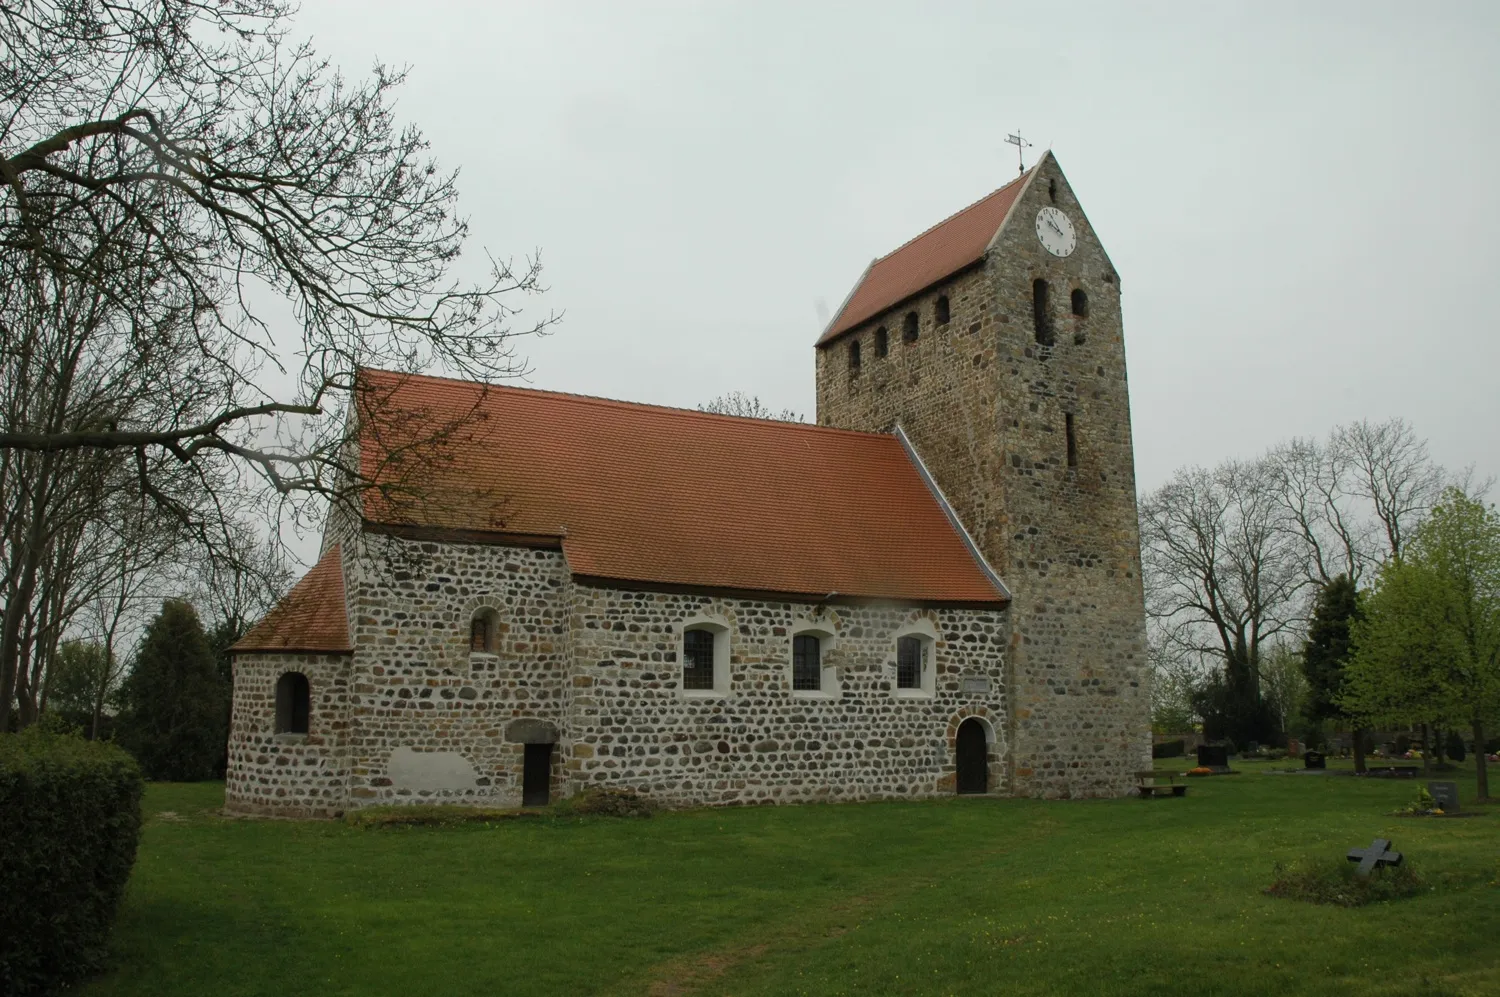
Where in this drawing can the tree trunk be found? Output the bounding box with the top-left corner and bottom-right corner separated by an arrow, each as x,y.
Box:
1475,718 -> 1490,802
1420,724 -> 1432,776
1433,725 -> 1446,766
1353,727 -> 1368,773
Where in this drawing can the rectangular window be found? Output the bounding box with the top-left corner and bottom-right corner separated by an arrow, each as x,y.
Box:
1065,413 -> 1078,467
683,629 -> 716,690
897,636 -> 923,690
792,635 -> 821,691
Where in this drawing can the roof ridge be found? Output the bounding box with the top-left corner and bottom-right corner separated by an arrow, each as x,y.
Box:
869,167 -> 1034,265
359,367 -> 896,443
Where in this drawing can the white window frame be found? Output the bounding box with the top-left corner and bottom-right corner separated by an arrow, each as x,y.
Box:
891,621 -> 937,700
789,622 -> 839,700
679,615 -> 731,699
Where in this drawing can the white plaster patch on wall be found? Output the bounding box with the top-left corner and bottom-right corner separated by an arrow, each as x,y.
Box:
387,746 -> 480,792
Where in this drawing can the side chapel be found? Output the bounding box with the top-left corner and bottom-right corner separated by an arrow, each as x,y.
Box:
227,151 -> 1151,816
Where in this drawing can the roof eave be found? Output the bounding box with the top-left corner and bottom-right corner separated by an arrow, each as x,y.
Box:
815,256 -> 989,350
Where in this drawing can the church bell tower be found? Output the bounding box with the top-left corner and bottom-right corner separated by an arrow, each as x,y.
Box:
813,151 -> 1150,797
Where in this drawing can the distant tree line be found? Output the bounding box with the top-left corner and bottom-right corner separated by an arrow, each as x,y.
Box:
1142,418 -> 1498,798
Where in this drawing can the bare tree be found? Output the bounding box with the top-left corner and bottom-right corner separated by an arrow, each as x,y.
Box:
1266,435 -> 1373,587
0,1 -> 553,726
699,392 -> 804,422
1,2 -> 551,483
1140,458 -> 1311,742
1335,419 -> 1445,563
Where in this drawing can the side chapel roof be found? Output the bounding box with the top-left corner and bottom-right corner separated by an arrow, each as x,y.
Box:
356,369 -> 1007,607
232,545 -> 352,654
816,165 -> 1036,346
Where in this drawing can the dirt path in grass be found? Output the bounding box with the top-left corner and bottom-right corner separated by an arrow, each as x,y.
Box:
624,816 -> 1054,997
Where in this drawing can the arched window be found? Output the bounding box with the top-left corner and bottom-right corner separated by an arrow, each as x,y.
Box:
1071,288 -> 1088,317
275,672 -> 310,735
875,326 -> 889,358
1032,279 -> 1053,346
792,634 -> 821,691
892,624 -> 937,699
896,636 -> 923,690
848,338 -> 862,371
902,311 -> 919,343
683,629 -> 715,690
935,295 -> 950,326
470,608 -> 499,653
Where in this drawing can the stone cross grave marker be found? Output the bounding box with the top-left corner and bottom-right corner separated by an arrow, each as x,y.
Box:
1427,781 -> 1460,813
1346,838 -> 1402,877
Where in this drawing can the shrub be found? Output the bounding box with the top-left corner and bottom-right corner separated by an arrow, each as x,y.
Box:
1264,856 -> 1426,907
555,787 -> 657,818
345,805 -> 537,828
1151,739 -> 1185,759
0,729 -> 143,994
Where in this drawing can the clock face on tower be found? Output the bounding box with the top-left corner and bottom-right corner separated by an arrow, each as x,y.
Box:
1035,206 -> 1077,258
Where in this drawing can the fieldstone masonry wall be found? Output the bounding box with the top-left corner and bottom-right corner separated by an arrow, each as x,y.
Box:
228,532 -> 1011,814
227,651 -> 353,817
815,152 -> 1151,798
566,586 -> 1008,805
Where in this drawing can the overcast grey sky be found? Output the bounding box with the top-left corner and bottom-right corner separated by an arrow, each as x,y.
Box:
295,0 -> 1498,493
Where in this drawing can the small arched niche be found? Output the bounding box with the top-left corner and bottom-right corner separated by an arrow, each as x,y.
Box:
275,672 -> 310,735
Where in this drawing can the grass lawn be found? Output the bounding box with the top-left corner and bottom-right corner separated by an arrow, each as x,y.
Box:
81,764 -> 1499,996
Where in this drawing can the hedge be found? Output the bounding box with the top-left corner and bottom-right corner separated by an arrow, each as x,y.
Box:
1152,739 -> 1186,759
0,729 -> 144,995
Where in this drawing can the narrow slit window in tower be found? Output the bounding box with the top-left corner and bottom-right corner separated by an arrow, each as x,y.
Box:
1032,279 -> 1053,346
875,326 -> 888,357
1065,413 -> 1078,467
849,338 -> 861,371
935,296 -> 950,325
1048,179 -> 1057,203
903,311 -> 919,343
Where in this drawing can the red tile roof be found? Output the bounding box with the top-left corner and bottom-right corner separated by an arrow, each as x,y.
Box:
358,370 -> 1006,606
232,546 -> 352,654
817,169 -> 1034,346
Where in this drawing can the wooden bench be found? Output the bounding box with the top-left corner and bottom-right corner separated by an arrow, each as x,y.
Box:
1136,770 -> 1188,798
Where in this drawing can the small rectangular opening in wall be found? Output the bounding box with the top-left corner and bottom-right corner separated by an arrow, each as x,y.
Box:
1065,413 -> 1078,467
523,743 -> 552,806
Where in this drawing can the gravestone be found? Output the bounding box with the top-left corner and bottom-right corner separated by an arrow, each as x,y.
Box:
1427,781 -> 1460,813
1196,744 -> 1231,772
1304,750 -> 1326,770
1346,838 -> 1402,877
1287,737 -> 1300,757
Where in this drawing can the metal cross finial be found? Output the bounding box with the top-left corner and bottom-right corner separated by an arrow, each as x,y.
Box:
1005,131 -> 1032,174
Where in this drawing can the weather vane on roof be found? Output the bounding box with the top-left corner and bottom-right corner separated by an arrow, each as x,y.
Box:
1005,131 -> 1032,174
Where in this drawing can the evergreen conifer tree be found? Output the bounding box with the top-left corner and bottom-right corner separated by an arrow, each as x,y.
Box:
116,601 -> 228,781
1302,575 -> 1367,770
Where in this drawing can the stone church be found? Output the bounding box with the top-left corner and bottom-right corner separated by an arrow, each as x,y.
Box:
227,151 -> 1150,817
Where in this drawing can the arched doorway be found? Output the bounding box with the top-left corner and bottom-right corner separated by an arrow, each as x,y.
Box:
955,718 -> 988,795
